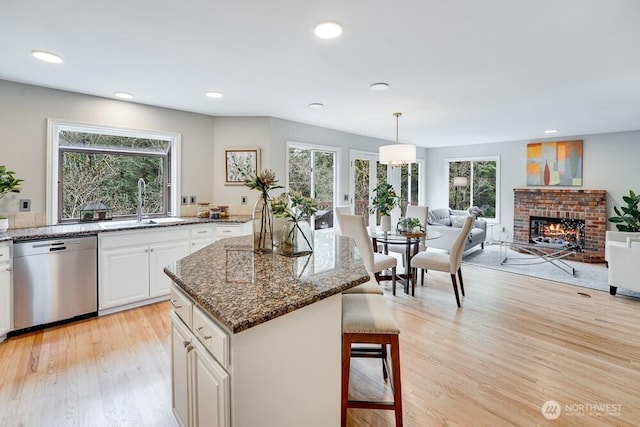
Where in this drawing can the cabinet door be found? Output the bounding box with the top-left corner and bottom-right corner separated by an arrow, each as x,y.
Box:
149,240 -> 190,297
0,266 -> 11,337
192,339 -> 230,427
171,314 -> 192,427
99,245 -> 149,309
190,238 -> 215,254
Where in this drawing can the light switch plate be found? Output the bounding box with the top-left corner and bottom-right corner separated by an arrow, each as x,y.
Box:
181,196 -> 188,205
189,196 -> 196,205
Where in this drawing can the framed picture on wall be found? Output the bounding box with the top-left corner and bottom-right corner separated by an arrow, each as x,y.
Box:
526,140 -> 583,186
225,148 -> 260,185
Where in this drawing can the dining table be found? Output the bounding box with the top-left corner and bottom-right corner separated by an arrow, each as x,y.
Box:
370,229 -> 441,295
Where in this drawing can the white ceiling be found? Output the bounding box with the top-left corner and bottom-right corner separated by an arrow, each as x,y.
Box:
2,0 -> 639,147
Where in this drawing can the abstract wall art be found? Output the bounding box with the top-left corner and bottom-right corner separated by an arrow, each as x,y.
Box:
526,140 -> 583,186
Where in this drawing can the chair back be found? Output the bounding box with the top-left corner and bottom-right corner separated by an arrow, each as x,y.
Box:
334,205 -> 351,235
405,205 -> 428,228
449,216 -> 475,273
339,214 -> 375,271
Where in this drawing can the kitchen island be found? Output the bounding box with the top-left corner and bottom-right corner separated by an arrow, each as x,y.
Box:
164,232 -> 369,427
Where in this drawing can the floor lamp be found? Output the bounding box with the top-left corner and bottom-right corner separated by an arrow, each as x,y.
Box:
452,176 -> 468,210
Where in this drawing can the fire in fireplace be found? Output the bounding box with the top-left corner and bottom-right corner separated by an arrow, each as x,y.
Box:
529,216 -> 585,250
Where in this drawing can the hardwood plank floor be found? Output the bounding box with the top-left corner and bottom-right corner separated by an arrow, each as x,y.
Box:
1,265 -> 639,426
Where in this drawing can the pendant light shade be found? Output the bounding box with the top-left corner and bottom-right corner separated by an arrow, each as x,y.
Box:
379,112 -> 416,166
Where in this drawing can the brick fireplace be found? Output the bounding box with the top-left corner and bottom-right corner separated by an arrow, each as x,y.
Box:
513,188 -> 607,263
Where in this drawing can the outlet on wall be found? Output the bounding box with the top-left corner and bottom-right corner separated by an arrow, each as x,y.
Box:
19,199 -> 31,212
189,196 -> 196,205
181,196 -> 188,205
241,195 -> 247,205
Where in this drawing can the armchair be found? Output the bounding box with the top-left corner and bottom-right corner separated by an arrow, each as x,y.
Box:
607,236 -> 640,296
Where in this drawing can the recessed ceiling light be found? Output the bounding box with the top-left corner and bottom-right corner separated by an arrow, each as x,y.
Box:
544,129 -> 559,134
369,82 -> 389,91
114,92 -> 134,99
314,21 -> 342,39
206,91 -> 224,98
308,103 -> 324,109
31,50 -> 63,63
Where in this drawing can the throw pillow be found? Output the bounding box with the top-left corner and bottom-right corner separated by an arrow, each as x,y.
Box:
429,208 -> 451,226
450,215 -> 467,228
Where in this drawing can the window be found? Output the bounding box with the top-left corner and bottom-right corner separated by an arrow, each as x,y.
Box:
446,157 -> 499,221
398,161 -> 423,210
286,141 -> 338,230
47,119 -> 181,224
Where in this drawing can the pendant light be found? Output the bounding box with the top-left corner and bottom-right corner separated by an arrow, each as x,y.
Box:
379,112 -> 416,166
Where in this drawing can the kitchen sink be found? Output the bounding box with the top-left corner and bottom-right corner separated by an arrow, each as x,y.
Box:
98,217 -> 186,230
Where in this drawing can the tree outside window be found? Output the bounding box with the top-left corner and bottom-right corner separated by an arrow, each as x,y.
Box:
448,158 -> 498,220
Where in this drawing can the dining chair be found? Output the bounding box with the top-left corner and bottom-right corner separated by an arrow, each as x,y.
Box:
410,215 -> 474,307
334,205 -> 351,235
339,214 -> 398,295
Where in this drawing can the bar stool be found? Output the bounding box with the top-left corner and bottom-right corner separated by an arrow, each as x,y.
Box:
342,273 -> 384,295
341,294 -> 402,426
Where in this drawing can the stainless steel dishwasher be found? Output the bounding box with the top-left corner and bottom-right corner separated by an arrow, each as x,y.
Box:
13,235 -> 97,330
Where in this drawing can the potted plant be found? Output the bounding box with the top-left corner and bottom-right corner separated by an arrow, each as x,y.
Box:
271,192 -> 318,256
369,182 -> 399,232
608,190 -> 640,232
0,165 -> 24,233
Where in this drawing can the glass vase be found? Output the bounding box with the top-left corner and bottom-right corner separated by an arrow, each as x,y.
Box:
252,194 -> 274,253
279,220 -> 313,257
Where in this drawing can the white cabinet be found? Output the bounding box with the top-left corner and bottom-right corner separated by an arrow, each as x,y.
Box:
0,242 -> 11,341
171,310 -> 230,427
189,225 -> 216,253
99,227 -> 190,312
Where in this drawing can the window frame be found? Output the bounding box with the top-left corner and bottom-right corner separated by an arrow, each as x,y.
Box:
285,140 -> 340,230
46,118 -> 181,225
445,155 -> 500,223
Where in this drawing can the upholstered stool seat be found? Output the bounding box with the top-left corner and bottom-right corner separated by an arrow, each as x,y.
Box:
342,273 -> 384,295
341,294 -> 402,426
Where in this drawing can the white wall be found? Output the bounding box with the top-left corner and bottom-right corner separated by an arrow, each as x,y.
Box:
0,79 -> 216,220
425,130 -> 640,236
269,117 -> 428,205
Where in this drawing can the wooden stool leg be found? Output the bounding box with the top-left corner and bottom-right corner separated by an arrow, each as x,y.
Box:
390,335 -> 403,427
341,333 -> 353,427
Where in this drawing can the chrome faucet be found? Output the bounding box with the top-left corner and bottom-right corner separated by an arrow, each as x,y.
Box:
137,178 -> 146,222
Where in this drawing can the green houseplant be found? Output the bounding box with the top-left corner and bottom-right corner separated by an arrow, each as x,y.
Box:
608,190 -> 640,232
0,165 -> 24,232
271,192 -> 318,256
369,182 -> 399,232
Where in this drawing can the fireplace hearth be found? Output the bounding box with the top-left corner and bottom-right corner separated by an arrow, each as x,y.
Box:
513,188 -> 606,262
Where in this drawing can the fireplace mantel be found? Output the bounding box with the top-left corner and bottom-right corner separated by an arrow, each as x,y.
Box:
513,188 -> 607,262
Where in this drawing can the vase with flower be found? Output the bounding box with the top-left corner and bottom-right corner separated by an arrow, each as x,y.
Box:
244,169 -> 283,253
271,192 -> 318,257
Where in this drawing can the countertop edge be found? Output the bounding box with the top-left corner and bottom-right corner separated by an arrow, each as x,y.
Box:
165,266 -> 369,334
5,216 -> 252,242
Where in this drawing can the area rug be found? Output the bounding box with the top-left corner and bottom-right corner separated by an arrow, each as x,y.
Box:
462,243 -> 640,298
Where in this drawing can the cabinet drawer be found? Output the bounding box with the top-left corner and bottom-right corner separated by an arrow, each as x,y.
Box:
0,245 -> 9,264
193,305 -> 229,368
170,285 -> 193,327
216,225 -> 242,238
190,225 -> 215,239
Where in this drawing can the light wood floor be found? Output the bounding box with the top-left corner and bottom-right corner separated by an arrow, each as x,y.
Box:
1,265 -> 639,426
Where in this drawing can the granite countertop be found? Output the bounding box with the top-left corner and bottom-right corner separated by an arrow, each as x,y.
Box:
4,215 -> 252,242
164,233 -> 369,334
